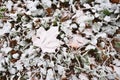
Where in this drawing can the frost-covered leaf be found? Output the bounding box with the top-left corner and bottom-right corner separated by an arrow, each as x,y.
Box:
104,16 -> 111,22
32,27 -> 61,53
46,69 -> 54,80
85,45 -> 96,50
79,73 -> 89,80
68,34 -> 89,49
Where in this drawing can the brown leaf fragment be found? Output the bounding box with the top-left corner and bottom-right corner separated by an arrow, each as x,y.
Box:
102,54 -> 108,61
61,78 -> 68,80
9,49 -> 17,55
61,75 -> 68,80
110,0 -> 120,3
90,64 -> 96,70
10,59 -> 18,63
112,38 -> 120,53
10,40 -> 17,48
46,8 -> 53,16
60,16 -> 70,22
109,64 -> 114,71
60,2 -> 70,8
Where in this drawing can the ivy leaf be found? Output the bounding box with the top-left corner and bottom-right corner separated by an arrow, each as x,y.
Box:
102,9 -> 111,16
0,13 -> 3,19
0,8 -> 6,12
115,42 -> 120,48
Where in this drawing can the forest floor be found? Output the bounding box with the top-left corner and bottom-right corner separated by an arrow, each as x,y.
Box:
0,0 -> 120,80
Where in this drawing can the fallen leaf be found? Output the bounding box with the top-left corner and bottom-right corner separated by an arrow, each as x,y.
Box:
110,0 -> 120,3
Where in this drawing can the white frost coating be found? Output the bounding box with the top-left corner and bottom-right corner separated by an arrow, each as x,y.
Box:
46,69 -> 54,80
79,23 -> 86,32
89,57 -> 96,64
104,16 -> 111,22
100,42 -> 105,48
5,0 -> 13,11
0,21 -> 3,27
12,53 -> 19,59
27,71 -> 32,78
32,27 -> 61,53
114,7 -> 119,14
92,22 -> 102,33
15,61 -> 23,71
0,65 -> 6,71
95,0 -> 110,4
79,73 -> 89,80
70,24 -> 77,29
90,37 -> 98,45
9,68 -> 16,74
71,75 -> 79,80
49,61 -> 54,67
60,0 -> 69,2
0,54 -> 6,71
41,0 -> 52,7
26,1 -> 44,16
83,29 -> 93,37
0,22 -> 12,36
26,30 -> 35,38
9,13 -> 18,21
57,65 -> 64,75
114,66 -> 120,77
91,77 -> 98,80
40,67 -> 46,75
113,59 -> 120,66
95,13 -> 100,17
96,32 -> 107,38
76,14 -> 94,23
85,45 -> 96,50
61,20 -> 72,36
1,47 -> 12,54
83,3 -> 91,8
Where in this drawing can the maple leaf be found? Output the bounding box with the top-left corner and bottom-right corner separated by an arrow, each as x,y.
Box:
32,27 -> 61,53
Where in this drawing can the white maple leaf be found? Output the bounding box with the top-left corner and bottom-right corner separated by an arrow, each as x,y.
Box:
32,27 -> 61,53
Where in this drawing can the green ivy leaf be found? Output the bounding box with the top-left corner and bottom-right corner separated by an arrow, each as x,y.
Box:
0,13 -> 3,19
102,9 -> 111,16
115,42 -> 120,48
0,8 -> 6,12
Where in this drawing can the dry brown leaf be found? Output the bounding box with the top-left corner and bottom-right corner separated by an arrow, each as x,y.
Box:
9,49 -> 17,54
46,8 -> 53,16
112,38 -> 120,53
60,16 -> 69,22
10,40 -> 17,48
110,0 -> 120,3
10,59 -> 18,63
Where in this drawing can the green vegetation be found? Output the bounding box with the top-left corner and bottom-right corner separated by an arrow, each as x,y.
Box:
115,42 -> 120,48
0,8 -> 6,12
0,7 -> 6,19
0,13 -> 3,19
102,9 -> 111,16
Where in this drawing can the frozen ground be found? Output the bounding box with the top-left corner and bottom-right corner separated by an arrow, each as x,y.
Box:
0,0 -> 120,80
